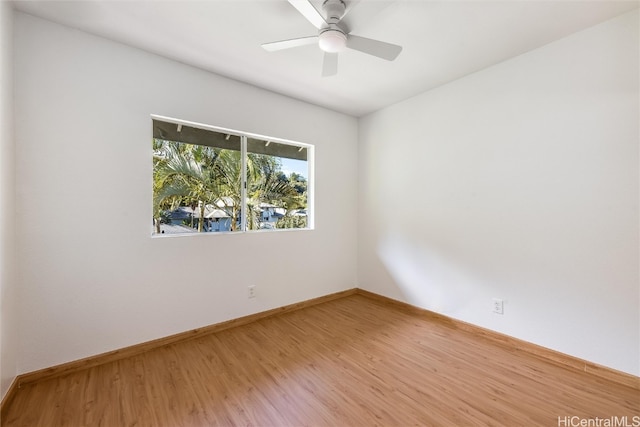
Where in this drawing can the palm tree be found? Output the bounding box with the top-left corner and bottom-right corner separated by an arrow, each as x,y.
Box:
213,149 -> 244,231
154,142 -> 224,232
153,140 -> 308,233
153,139 -> 174,233
247,154 -> 301,230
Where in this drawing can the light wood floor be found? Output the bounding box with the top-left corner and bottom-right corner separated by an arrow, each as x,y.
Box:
3,294 -> 639,426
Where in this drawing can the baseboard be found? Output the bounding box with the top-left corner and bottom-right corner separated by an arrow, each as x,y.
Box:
12,287 -> 639,392
16,288 -> 358,387
0,377 -> 19,421
355,289 -> 640,390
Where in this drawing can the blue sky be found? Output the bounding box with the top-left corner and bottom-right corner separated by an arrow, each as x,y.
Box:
280,157 -> 308,179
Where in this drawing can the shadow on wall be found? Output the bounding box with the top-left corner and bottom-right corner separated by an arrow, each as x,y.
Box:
376,232 -> 485,315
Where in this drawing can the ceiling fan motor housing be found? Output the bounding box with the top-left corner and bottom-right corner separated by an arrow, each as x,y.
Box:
322,0 -> 346,24
319,0 -> 347,52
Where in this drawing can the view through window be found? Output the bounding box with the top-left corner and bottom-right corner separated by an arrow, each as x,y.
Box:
152,118 -> 311,235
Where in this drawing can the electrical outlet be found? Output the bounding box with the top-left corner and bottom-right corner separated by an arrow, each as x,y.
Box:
248,285 -> 256,299
492,298 -> 504,315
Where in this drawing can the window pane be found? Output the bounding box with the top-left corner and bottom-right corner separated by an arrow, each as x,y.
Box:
247,138 -> 309,230
152,120 -> 242,235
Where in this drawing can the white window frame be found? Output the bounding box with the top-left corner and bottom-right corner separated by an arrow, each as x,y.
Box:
151,114 -> 314,236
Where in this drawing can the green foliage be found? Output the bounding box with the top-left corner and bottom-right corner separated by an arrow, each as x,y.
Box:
152,139 -> 308,233
154,141 -> 224,232
276,215 -> 307,229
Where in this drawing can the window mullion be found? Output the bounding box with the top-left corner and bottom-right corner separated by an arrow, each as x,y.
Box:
240,135 -> 247,232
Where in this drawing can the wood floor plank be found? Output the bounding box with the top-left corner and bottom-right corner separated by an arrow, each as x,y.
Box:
3,294 -> 638,426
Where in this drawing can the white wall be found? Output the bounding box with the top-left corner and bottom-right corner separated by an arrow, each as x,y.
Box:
359,10 -> 639,375
14,13 -> 358,374
0,0 -> 18,400
11,7 -> 639,380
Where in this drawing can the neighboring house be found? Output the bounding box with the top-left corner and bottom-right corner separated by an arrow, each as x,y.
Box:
160,200 -> 306,232
165,206 -> 193,225
257,202 -> 285,229
205,207 -> 232,232
214,197 -> 236,210
163,203 -> 232,233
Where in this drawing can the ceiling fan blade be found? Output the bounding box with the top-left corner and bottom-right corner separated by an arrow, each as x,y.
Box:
322,52 -> 338,77
262,36 -> 318,52
287,0 -> 326,29
346,34 -> 402,61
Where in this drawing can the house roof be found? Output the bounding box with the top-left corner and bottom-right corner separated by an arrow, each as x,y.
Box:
167,205 -> 230,220
167,206 -> 193,221
206,209 -> 230,219
215,197 -> 236,208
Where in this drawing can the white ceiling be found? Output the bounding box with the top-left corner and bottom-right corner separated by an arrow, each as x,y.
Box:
12,0 -> 639,117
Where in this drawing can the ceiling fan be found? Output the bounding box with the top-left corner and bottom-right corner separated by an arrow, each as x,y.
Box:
262,0 -> 402,77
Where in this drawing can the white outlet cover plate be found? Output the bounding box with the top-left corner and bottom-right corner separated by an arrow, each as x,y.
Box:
492,298 -> 504,314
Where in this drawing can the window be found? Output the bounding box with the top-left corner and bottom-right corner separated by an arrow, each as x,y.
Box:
152,117 -> 312,235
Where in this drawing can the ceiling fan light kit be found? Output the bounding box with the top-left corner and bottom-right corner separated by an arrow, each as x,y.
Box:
262,0 -> 402,77
318,28 -> 347,53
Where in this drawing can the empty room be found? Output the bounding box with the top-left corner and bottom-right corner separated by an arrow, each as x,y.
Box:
1,0 -> 638,425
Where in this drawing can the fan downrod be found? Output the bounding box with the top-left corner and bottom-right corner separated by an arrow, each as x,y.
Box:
322,0 -> 346,24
